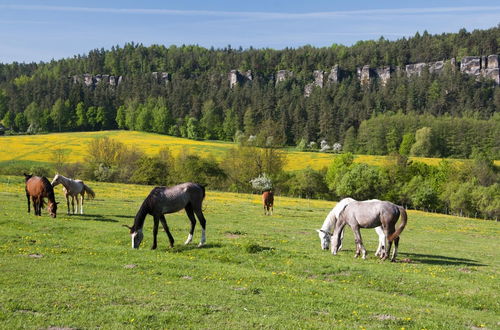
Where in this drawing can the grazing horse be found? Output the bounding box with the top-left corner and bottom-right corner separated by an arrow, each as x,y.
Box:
316,198 -> 386,257
124,182 -> 207,249
262,190 -> 274,215
24,174 -> 58,218
331,199 -> 407,261
51,174 -> 95,215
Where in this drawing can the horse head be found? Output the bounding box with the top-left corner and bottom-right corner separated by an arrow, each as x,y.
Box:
316,229 -> 332,250
23,173 -> 33,182
123,224 -> 143,249
48,201 -> 58,218
51,173 -> 60,187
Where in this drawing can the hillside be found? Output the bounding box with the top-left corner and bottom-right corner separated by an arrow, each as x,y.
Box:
0,130 -> 454,171
0,26 -> 499,159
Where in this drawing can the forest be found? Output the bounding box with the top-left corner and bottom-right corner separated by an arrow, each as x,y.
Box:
0,26 -> 499,159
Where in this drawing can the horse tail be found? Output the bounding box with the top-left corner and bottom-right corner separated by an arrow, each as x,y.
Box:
83,184 -> 95,200
388,206 -> 407,242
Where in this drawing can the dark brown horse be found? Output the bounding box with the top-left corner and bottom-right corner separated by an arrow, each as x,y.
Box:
262,190 -> 274,215
124,182 -> 207,249
24,174 -> 58,218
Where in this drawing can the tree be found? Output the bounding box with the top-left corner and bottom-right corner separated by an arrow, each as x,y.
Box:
287,167 -> 329,199
410,126 -> 434,157
186,117 -> 201,140
131,156 -> 169,185
325,152 -> 355,194
75,102 -> 87,129
399,132 -> 415,156
0,89 -> 8,120
50,98 -> 67,132
2,110 -> 14,129
222,108 -> 239,141
151,98 -> 173,134
200,99 -> 222,139
335,163 -> 385,200
24,102 -> 44,132
14,112 -> 27,132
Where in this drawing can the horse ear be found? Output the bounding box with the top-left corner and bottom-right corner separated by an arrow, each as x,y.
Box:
122,224 -> 133,231
315,229 -> 321,233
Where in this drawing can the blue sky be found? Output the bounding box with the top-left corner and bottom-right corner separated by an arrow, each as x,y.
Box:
1,0 -> 499,63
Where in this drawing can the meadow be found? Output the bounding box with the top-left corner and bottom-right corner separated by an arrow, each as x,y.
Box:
0,130 -> 461,172
0,175 -> 498,329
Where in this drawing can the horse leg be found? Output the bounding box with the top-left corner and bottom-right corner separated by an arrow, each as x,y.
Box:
352,226 -> 367,259
26,192 -> 31,213
331,223 -> 345,255
384,224 -> 397,261
390,236 -> 400,262
184,205 -> 196,245
158,214 -> 175,248
33,197 -> 40,216
65,194 -> 70,215
375,226 -> 386,259
80,193 -> 84,214
151,216 -> 159,250
194,209 -> 207,247
338,228 -> 345,251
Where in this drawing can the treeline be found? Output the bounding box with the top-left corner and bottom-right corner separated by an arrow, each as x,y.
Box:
8,137 -> 497,220
0,26 -> 500,158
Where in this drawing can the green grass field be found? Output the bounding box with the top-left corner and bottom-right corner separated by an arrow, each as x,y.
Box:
0,175 -> 498,329
0,130 -> 482,172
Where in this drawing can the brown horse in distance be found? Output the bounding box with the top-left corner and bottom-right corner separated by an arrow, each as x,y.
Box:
24,174 -> 58,218
262,190 -> 274,215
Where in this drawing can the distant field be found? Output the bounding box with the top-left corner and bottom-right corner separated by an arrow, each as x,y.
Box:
0,175 -> 498,328
0,130 -> 478,171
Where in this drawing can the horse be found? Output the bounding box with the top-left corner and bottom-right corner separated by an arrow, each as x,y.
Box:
24,174 -> 58,218
51,173 -> 95,215
316,198 -> 386,257
124,182 -> 207,249
331,199 -> 407,261
262,190 -> 274,215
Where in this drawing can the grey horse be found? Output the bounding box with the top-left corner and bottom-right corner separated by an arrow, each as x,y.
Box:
124,182 -> 207,249
331,199 -> 407,261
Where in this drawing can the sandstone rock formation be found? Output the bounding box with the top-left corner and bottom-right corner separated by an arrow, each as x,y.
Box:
276,70 -> 293,85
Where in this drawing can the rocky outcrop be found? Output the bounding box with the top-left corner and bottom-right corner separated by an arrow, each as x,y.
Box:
406,62 -> 427,77
327,65 -> 341,85
484,55 -> 500,84
73,72 -> 170,87
276,70 -> 293,85
228,70 -> 253,88
151,72 -> 170,84
460,56 -> 482,76
376,66 -> 392,86
357,65 -> 374,86
304,70 -> 324,97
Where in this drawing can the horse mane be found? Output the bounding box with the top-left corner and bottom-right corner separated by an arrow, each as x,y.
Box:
130,187 -> 161,232
321,197 -> 356,232
41,176 -> 56,202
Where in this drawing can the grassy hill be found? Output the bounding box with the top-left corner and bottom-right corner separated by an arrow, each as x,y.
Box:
0,175 -> 498,328
0,130 -> 475,172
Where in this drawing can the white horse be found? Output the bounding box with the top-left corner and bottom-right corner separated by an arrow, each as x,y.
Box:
331,199 -> 407,261
316,198 -> 386,258
51,174 -> 95,214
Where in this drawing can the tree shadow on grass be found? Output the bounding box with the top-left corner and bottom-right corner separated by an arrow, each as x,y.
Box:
67,214 -> 118,223
398,252 -> 486,267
